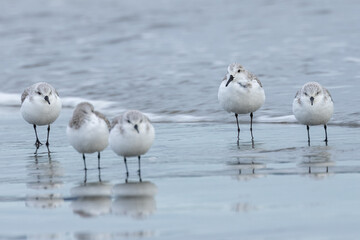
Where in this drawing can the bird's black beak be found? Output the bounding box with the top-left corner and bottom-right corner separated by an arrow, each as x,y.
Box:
310,96 -> 314,106
225,75 -> 234,87
134,124 -> 139,133
44,96 -> 50,105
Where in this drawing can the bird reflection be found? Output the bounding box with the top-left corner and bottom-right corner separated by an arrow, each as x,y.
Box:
228,157 -> 266,181
25,194 -> 63,209
236,138 -> 255,149
26,154 -> 64,190
112,180 -> 157,219
233,140 -> 256,151
74,231 -> 155,240
232,202 -> 258,213
299,147 -> 334,178
25,154 -> 64,209
70,171 -> 113,218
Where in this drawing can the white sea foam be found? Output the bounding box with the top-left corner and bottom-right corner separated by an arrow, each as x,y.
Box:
256,115 -> 297,123
0,92 -> 206,123
0,92 -> 20,107
0,92 -> 117,110
61,97 -> 117,111
145,113 -> 206,123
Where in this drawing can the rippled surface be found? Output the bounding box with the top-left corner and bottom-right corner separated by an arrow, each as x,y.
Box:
1,0 -> 360,239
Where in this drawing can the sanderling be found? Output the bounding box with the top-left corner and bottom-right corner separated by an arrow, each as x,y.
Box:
67,102 -> 110,170
218,63 -> 265,142
109,110 -> 155,178
292,82 -> 334,145
21,82 -> 62,153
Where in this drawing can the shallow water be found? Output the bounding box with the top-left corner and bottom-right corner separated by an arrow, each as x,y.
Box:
1,0 -> 360,239
1,107 -> 360,239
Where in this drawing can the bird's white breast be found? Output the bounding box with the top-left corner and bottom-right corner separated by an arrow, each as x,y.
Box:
109,124 -> 155,157
218,80 -> 265,114
292,97 -> 333,125
67,114 -> 109,154
21,95 -> 62,126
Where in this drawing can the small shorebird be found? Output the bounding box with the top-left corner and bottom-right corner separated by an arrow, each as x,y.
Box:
293,82 -> 334,145
109,110 -> 155,178
67,102 -> 110,170
21,82 -> 62,153
218,63 -> 265,142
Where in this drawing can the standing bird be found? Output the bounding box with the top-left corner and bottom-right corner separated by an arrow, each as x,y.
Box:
218,63 -> 265,142
21,82 -> 62,153
293,82 -> 334,145
109,110 -> 155,178
67,102 -> 110,170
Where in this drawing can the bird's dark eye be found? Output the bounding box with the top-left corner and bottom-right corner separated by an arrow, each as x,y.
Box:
237,69 -> 241,73
37,91 -> 41,95
127,120 -> 131,123
316,91 -> 320,95
304,92 -> 308,96
140,119 -> 143,123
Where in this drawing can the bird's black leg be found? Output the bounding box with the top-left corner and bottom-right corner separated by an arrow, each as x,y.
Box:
34,146 -> 39,155
98,152 -> 101,169
83,153 -> 87,171
124,157 -> 129,177
46,125 -> 51,153
324,125 -> 328,145
235,113 -> 240,142
250,112 -> 254,141
84,169 -> 87,183
33,124 -> 42,148
98,167 -> 102,182
307,125 -> 310,146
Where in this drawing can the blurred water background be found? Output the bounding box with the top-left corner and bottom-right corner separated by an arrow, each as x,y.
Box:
1,0 -> 360,125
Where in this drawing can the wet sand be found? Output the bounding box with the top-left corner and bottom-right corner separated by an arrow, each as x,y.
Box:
0,106 -> 360,239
